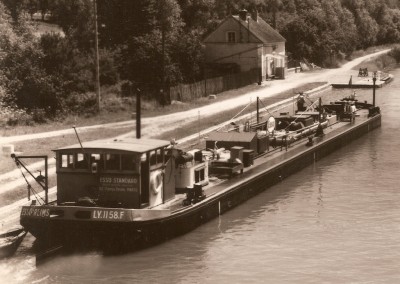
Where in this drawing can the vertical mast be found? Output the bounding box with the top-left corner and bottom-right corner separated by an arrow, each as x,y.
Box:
319,97 -> 322,122
94,0 -> 101,112
372,72 -> 376,107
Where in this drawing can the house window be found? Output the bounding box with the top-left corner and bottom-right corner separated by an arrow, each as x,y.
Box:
227,31 -> 236,43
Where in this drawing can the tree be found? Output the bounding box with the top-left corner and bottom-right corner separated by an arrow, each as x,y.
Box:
1,0 -> 25,22
171,29 -> 205,83
38,0 -> 49,20
375,4 -> 400,44
341,0 -> 379,49
47,0 -> 94,50
0,1 -> 62,114
121,0 -> 185,98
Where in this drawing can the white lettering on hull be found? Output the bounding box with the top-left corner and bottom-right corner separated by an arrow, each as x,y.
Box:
92,209 -> 125,220
21,207 -> 50,218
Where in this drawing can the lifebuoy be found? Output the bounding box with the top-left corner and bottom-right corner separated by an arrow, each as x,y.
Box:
150,170 -> 163,195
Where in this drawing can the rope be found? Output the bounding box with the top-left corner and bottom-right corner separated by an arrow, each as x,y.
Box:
14,159 -> 45,205
216,100 -> 252,131
283,99 -> 319,131
258,98 -> 274,117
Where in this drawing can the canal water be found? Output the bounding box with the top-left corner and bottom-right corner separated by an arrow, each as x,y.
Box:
2,69 -> 400,283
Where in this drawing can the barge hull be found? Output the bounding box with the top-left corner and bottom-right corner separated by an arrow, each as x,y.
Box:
21,114 -> 381,253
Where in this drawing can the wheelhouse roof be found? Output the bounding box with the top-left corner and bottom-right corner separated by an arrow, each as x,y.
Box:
53,138 -> 170,154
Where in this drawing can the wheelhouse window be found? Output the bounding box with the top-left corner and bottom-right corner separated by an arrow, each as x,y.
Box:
149,148 -> 164,167
121,154 -> 137,172
105,153 -> 120,171
227,31 -> 236,43
60,154 -> 74,168
58,151 -> 141,173
75,153 -> 89,169
90,153 -> 103,170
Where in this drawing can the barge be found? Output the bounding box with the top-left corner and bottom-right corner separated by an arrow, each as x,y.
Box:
15,95 -> 381,255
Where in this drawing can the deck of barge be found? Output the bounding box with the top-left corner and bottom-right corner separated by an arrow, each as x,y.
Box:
330,70 -> 393,89
164,108 -> 379,213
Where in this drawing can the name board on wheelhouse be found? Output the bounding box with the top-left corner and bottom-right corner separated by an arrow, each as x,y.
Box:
98,174 -> 140,208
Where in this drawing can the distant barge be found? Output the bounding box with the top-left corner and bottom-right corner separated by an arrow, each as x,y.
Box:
15,95 -> 381,255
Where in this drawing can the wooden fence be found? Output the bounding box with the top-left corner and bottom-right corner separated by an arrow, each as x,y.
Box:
169,69 -> 260,102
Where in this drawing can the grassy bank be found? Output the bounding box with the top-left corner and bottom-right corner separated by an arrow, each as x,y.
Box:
351,44 -> 400,72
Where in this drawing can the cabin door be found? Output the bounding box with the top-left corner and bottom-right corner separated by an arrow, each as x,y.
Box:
140,160 -> 149,207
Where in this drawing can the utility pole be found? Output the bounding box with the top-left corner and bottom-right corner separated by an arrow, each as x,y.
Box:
94,0 -> 101,112
161,21 -> 165,106
272,0 -> 277,29
136,88 -> 141,139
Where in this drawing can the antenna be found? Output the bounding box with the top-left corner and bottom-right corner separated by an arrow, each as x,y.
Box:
72,126 -> 84,151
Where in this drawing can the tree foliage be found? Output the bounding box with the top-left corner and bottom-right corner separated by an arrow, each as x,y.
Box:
0,1 -> 60,115
1,0 -> 400,116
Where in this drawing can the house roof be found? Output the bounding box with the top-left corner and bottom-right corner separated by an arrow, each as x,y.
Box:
203,14 -> 285,44
232,15 -> 286,43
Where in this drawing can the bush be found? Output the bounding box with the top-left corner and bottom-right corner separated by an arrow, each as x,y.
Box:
101,94 -> 133,113
0,106 -> 34,126
99,48 -> 121,85
376,54 -> 396,70
389,47 -> 400,63
63,92 -> 98,115
31,108 -> 47,123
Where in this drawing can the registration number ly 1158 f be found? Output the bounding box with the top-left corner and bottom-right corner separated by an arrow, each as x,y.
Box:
92,209 -> 125,221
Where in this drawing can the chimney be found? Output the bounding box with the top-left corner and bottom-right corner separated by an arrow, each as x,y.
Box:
251,10 -> 258,22
238,9 -> 248,21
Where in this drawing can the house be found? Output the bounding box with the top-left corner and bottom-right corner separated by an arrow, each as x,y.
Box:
203,9 -> 286,81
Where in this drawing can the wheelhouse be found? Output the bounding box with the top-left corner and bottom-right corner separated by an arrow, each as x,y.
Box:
54,138 -> 175,209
